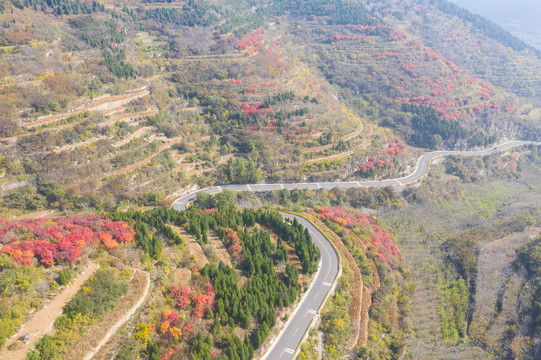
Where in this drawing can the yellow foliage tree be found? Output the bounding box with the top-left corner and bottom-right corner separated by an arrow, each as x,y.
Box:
169,326 -> 182,339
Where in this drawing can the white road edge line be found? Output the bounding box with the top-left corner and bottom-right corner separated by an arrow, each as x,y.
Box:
261,218 -> 324,360
172,140 -> 541,358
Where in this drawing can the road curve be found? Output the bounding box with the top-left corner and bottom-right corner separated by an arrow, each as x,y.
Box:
261,213 -> 340,360
172,140 -> 540,211
171,140 -> 540,359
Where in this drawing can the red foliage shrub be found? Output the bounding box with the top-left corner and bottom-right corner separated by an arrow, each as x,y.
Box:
313,206 -> 400,265
223,228 -> 242,254
0,216 -> 135,267
265,119 -> 278,131
236,28 -> 265,51
241,103 -> 273,116
170,285 -> 192,309
387,137 -> 405,155
168,311 -> 179,323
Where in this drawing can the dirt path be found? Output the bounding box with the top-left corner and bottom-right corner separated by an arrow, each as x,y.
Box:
76,270 -> 150,360
112,127 -> 152,148
304,116 -> 364,154
207,230 -> 231,265
0,262 -> 99,360
53,136 -> 108,153
175,227 -> 208,269
341,116 -> 364,142
306,125 -> 373,164
306,148 -> 357,164
23,89 -> 149,129
358,285 -> 371,346
13,209 -> 57,220
304,142 -> 334,153
105,136 -> 181,177
99,108 -> 158,129
180,53 -> 244,61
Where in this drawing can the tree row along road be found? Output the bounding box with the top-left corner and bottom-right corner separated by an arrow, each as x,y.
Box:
172,140 -> 540,360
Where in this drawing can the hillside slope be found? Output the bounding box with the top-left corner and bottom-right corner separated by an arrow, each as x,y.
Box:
0,0 -> 538,215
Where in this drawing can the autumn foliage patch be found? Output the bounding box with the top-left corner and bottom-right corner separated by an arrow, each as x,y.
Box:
387,137 -> 405,155
169,282 -> 216,318
236,28 -> 265,53
222,228 -> 242,254
359,156 -> 394,174
0,216 -> 135,266
241,102 -> 273,115
313,206 -> 399,264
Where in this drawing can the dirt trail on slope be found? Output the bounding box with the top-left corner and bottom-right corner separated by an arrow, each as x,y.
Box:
305,116 -> 364,154
68,270 -> 150,360
23,89 -> 149,128
105,136 -> 180,177
341,116 -> 364,142
207,230 -> 231,265
180,53 -> 244,61
99,108 -> 158,129
306,125 -> 373,164
0,262 -> 99,360
112,127 -> 152,148
52,136 -> 108,153
175,226 -> 208,269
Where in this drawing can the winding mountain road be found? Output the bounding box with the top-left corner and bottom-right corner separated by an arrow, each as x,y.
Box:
261,213 -> 340,360
172,140 -> 540,359
173,141 -> 539,211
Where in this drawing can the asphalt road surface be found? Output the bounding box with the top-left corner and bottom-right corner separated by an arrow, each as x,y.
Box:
261,213 -> 340,360
172,140 -> 540,211
171,140 -> 540,359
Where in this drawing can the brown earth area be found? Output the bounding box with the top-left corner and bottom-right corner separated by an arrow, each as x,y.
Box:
174,268 -> 192,286
469,227 -> 541,340
207,230 -> 231,265
23,89 -> 149,128
0,262 -> 99,360
69,270 -> 150,360
175,226 -> 208,270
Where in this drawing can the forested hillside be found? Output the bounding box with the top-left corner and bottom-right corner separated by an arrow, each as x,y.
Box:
0,0 -> 540,359
108,206 -> 321,359
0,0 -> 539,217
0,198 -> 321,359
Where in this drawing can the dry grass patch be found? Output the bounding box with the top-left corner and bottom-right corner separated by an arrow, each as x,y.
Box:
174,226 -> 208,269
65,270 -> 149,360
207,230 -> 231,265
